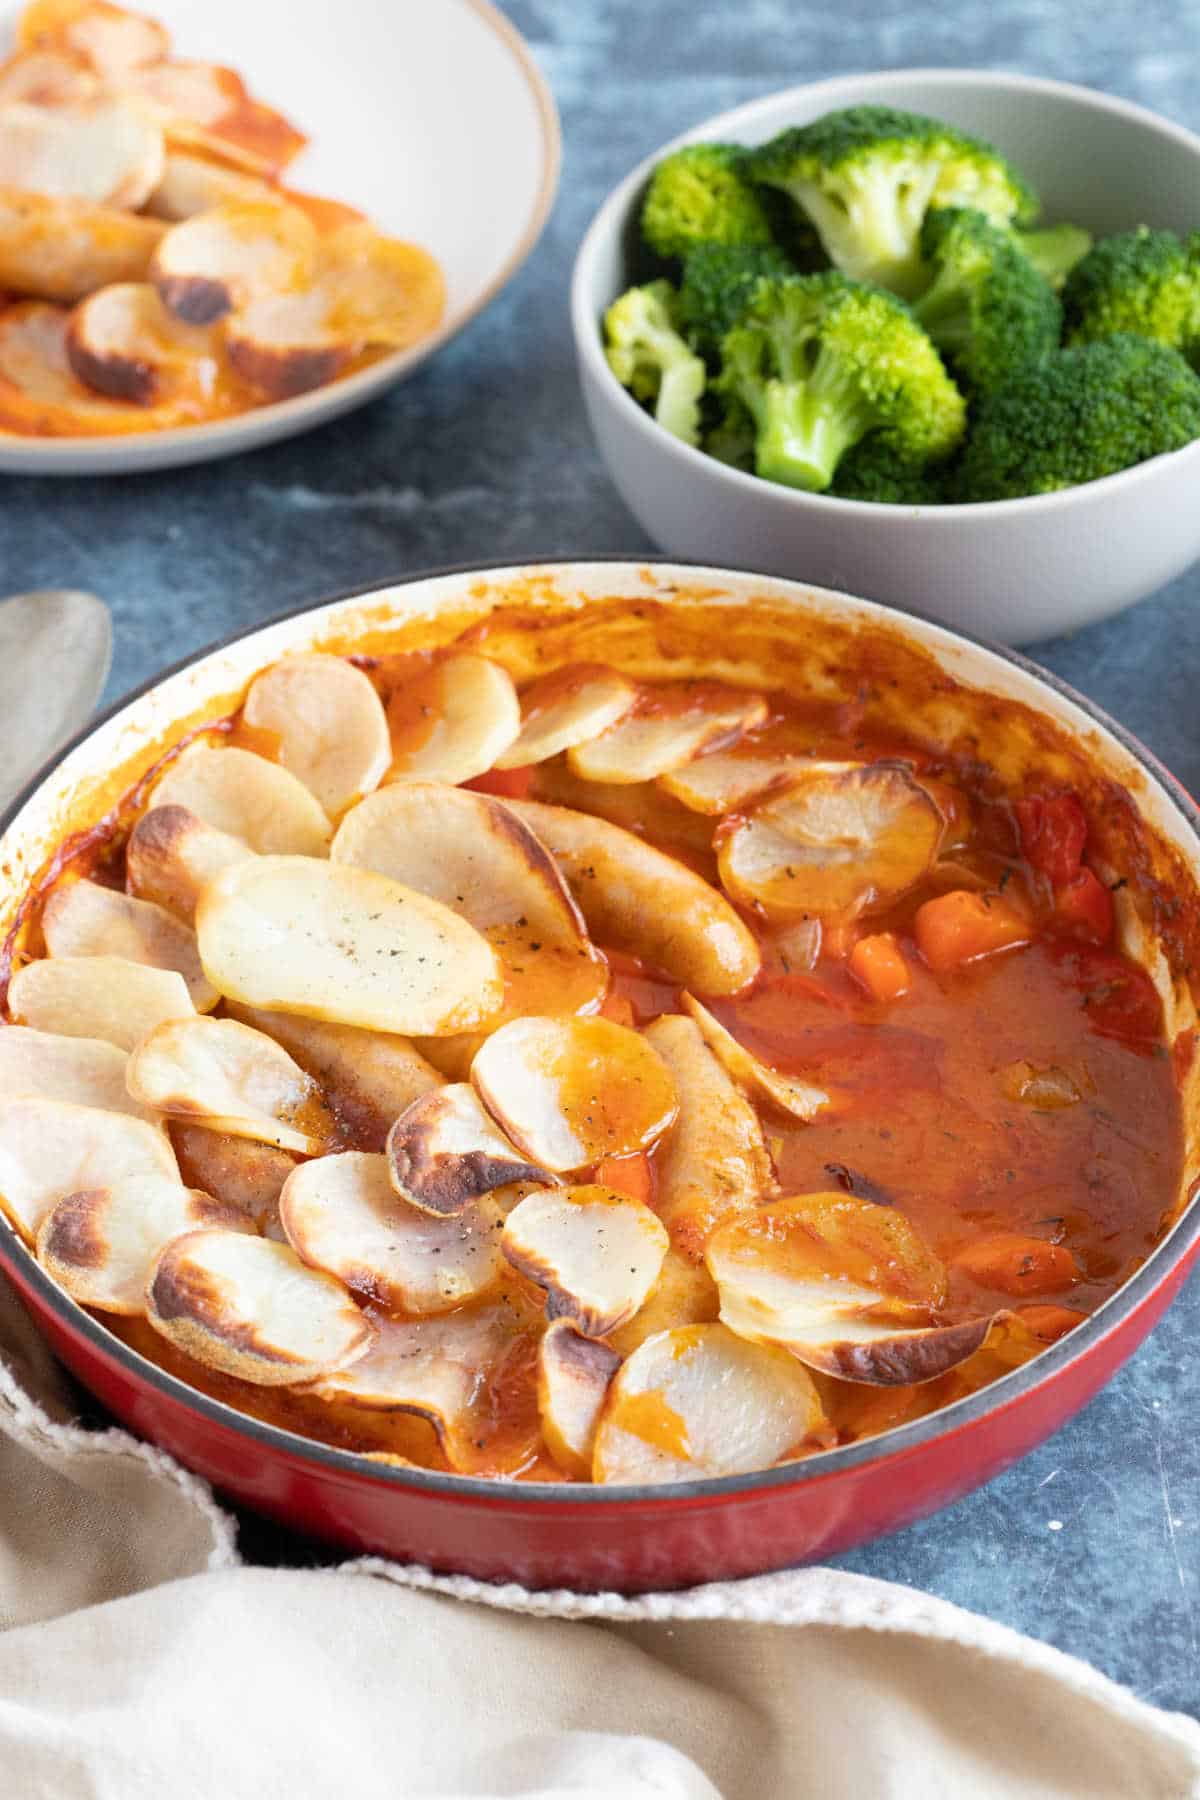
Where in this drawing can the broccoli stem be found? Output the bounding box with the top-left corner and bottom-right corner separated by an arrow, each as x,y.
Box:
755,347 -> 875,489
912,268 -> 973,351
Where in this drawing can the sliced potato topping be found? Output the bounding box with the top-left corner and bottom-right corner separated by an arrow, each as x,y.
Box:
0,97 -> 164,209
706,1192 -> 997,1386
537,1317 -> 620,1479
42,876 -> 216,1012
242,653 -> 390,817
0,1025 -> 155,1122
7,954 -> 193,1051
0,195 -> 163,306
18,1 -> 170,76
280,1150 -> 504,1314
66,281 -> 219,407
170,1122 -> 295,1236
149,744 -> 332,856
718,763 -> 944,923
660,750 -> 807,815
385,653 -> 520,786
472,1016 -> 678,1174
196,856 -> 503,1036
494,664 -> 637,769
0,48 -> 101,109
568,682 -> 767,785
37,1175 -> 250,1314
151,199 -> 317,325
146,1228 -> 372,1386
126,1015 -> 337,1155
0,297 -> 206,436
680,993 -> 829,1123
386,1083 -> 555,1217
592,1323 -> 824,1485
508,799 -> 760,996
126,804 -> 254,923
502,1183 -> 669,1336
0,1095 -> 179,1241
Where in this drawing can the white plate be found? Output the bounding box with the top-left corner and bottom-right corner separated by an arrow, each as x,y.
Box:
0,0 -> 560,474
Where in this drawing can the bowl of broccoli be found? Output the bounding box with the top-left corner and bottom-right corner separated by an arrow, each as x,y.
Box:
571,70 -> 1200,643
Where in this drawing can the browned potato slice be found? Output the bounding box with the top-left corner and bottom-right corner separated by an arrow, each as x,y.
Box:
0,48 -> 101,108
717,763 -> 943,923
472,1016 -> 677,1174
386,653 -> 520,786
170,1122 -> 295,1236
386,1083 -> 554,1217
196,856 -> 503,1036
494,664 -> 637,769
280,1150 -> 504,1315
151,200 -> 316,325
7,955 -> 193,1050
502,1184 -> 668,1336
568,684 -> 767,785
146,1228 -> 372,1386
66,282 -> 220,406
144,150 -> 273,221
242,654 -> 391,817
0,192 -> 163,303
537,1318 -> 620,1479
660,751 -> 825,814
0,98 -> 164,209
150,744 -> 332,857
641,1014 -> 772,1262
37,1175 -> 250,1314
0,1025 -> 157,1122
0,1095 -> 179,1241
680,993 -> 829,1122
18,1 -> 169,75
126,804 -> 254,923
42,877 -> 217,1012
126,1016 -> 336,1156
0,299 -> 213,436
706,1192 -> 996,1385
592,1323 -> 824,1485
508,799 -> 760,995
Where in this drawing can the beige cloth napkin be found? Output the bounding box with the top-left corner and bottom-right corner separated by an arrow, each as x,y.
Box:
3,1274 -> 1199,1799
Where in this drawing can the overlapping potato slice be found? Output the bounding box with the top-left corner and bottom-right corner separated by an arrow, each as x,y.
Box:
0,297 -> 204,437
472,1017 -> 677,1174
170,1122 -> 295,1236
568,683 -> 767,785
242,653 -> 391,817
386,1083 -> 554,1217
717,763 -> 944,923
144,149 -> 272,221
680,993 -> 829,1123
0,97 -> 164,208
706,1192 -> 997,1385
0,48 -> 100,108
537,1317 -> 621,1479
592,1322 -> 823,1485
494,664 -> 637,769
660,751 -> 834,815
120,58 -> 243,127
66,281 -> 219,405
126,1015 -> 337,1155
196,856 -> 503,1036
508,800 -> 760,995
386,653 -> 520,786
37,1174 -> 251,1314
0,1025 -> 155,1122
0,194 -> 163,304
17,1 -> 169,77
150,744 -> 332,855
641,1014 -> 772,1262
42,877 -> 217,1011
0,1095 -> 179,1241
502,1184 -> 669,1336
7,954 -> 193,1050
146,1227 -> 372,1385
126,804 -> 254,923
280,1150 -> 504,1314
151,200 -> 316,325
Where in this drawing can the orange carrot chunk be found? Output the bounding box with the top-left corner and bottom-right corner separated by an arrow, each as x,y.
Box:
848,932 -> 912,1003
1015,1303 -> 1088,1343
952,1233 -> 1079,1296
594,1152 -> 654,1205
914,889 -> 1031,973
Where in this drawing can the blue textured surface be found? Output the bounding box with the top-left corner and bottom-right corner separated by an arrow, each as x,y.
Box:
3,0 -> 1197,1720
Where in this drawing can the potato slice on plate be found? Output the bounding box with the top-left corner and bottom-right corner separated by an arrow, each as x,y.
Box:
508,800 -> 760,996
717,763 -> 943,923
0,194 -> 163,305
147,1228 -> 372,1386
242,654 -> 391,817
386,1083 -> 554,1217
472,1016 -> 677,1174
494,664 -> 637,769
706,1192 -> 997,1385
0,1025 -> 155,1123
7,955 -> 193,1051
66,282 -> 220,406
18,1 -> 169,75
145,150 -> 273,222
502,1183 -> 668,1336
196,856 -> 503,1036
126,804 -> 254,923
592,1322 -> 823,1485
0,298 -> 201,438
42,877 -> 217,1012
0,1095 -> 178,1241
120,57 -> 243,127
37,1174 -> 251,1314
0,48 -> 101,108
280,1150 -> 504,1314
568,683 -> 767,785
386,653 -> 520,786
170,1121 -> 295,1236
0,98 -> 164,209
151,200 -> 316,325
126,1015 -> 337,1156
641,1014 -> 772,1262
538,1317 -> 621,1479
150,744 -> 332,857
680,993 -> 829,1123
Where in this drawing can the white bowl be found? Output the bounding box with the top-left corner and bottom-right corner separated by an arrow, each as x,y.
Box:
571,69 -> 1200,645
0,0 -> 560,476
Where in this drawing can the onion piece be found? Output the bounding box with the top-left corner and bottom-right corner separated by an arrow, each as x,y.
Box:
386,653 -> 520,787
0,98 -> 164,209
42,877 -> 217,1012
502,1183 -> 669,1336
568,684 -> 767,785
0,1025 -> 156,1122
386,1083 -> 555,1217
151,199 -> 316,325
537,1318 -> 620,1479
126,1015 -> 336,1156
494,664 -> 637,769
242,653 -> 391,817
680,993 -> 829,1123
37,1175 -> 251,1314
7,954 -> 193,1051
0,1095 -> 179,1242
150,744 -> 332,857
126,804 -> 254,924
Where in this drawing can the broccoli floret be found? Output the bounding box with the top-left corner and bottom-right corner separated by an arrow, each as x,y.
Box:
1063,227 -> 1200,362
677,243 -> 796,361
641,143 -> 775,260
745,106 -> 1038,298
831,436 -> 952,505
958,334 -> 1200,500
912,207 -> 1061,391
1014,223 -> 1092,290
604,280 -> 707,446
716,271 -> 966,491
